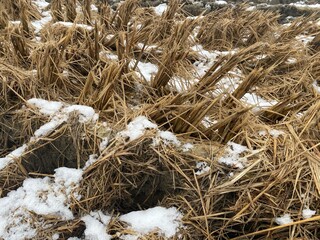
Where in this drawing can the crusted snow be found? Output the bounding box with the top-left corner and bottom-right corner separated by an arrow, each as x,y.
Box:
120,206 -> 182,238
290,3 -> 320,9
83,154 -> 99,170
275,214 -> 293,225
33,0 -> 50,9
269,129 -> 285,138
157,131 -> 181,146
218,142 -> 250,169
32,11 -> 52,34
135,61 -> 158,82
242,93 -> 277,110
258,129 -> 285,138
99,137 -> 109,151
312,81 -> 320,93
154,3 -> 168,15
0,167 -> 82,239
0,144 -> 28,170
195,162 -> 210,175
1,98 -> 99,171
302,208 -> 316,219
81,211 -> 112,240
52,21 -> 94,31
215,0 -> 227,5
27,98 -> 98,140
119,116 -> 158,141
182,143 -> 194,152
27,98 -> 63,116
34,119 -> 65,138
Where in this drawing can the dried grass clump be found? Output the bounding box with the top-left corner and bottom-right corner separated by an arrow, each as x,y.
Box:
197,6 -> 279,51
151,19 -> 196,90
0,0 -> 41,21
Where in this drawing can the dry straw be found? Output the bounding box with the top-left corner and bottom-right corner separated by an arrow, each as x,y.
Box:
1,0 -> 320,239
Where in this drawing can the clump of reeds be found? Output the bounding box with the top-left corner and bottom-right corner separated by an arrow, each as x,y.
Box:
0,0 -> 41,21
65,0 -> 77,22
197,5 -> 278,50
51,0 -> 64,22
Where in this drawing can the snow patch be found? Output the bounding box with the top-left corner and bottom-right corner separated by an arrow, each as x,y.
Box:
215,0 -> 227,5
52,21 -> 94,31
218,142 -> 250,169
154,3 -> 168,15
312,81 -> 320,93
302,208 -> 316,219
119,116 -> 157,141
131,61 -> 158,82
82,211 -> 112,240
0,144 -> 28,170
182,143 -> 193,152
27,98 -> 63,116
0,167 -> 82,239
120,207 -> 182,238
195,162 -> 210,175
83,154 -> 99,170
157,131 -> 181,146
275,214 -> 293,225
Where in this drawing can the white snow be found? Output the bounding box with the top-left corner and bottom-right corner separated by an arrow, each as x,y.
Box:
241,93 -> 277,111
100,51 -> 119,61
99,137 -> 109,151
182,143 -> 194,152
32,11 -> 52,34
202,116 -> 218,128
312,81 -> 320,93
27,99 -> 98,143
120,206 -> 182,238
81,211 -> 112,240
258,129 -> 285,138
195,162 -> 210,175
27,98 -> 63,116
52,22 -> 94,31
269,129 -> 285,138
0,167 -> 82,240
83,154 -> 99,170
119,116 -> 157,141
133,61 -> 158,82
157,131 -> 181,146
153,3 -> 168,15
63,105 -> 98,123
52,233 -> 59,240
33,0 -> 50,9
0,144 -> 28,170
215,0 -> 227,5
54,167 -> 83,196
27,99 -> 99,123
296,35 -> 314,45
34,119 -> 65,138
91,4 -> 98,12
302,208 -> 316,219
275,214 -> 293,225
290,3 -> 320,9
218,142 -> 250,169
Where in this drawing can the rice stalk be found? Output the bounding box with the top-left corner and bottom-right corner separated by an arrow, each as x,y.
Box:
65,0 -> 77,22
114,0 -> 139,31
51,0 -> 64,22
82,0 -> 92,25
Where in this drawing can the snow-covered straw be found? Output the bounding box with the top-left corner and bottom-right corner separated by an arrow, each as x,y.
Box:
120,206 -> 183,239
